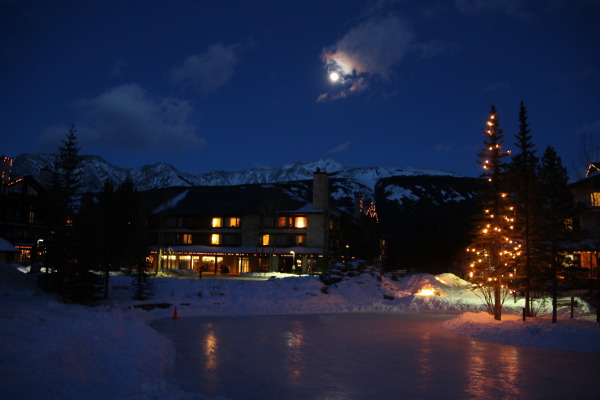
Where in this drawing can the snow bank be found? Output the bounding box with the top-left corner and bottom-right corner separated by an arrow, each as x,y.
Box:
441,311 -> 600,352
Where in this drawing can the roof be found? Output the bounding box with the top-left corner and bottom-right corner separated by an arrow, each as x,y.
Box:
569,173 -> 600,189
0,238 -> 19,253
149,184 -> 319,216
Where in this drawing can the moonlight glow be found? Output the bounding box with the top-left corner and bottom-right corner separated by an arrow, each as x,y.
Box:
329,71 -> 340,82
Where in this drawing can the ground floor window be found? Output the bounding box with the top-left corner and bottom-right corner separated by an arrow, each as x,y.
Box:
239,257 -> 250,273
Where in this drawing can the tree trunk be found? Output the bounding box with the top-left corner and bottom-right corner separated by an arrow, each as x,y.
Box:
494,282 -> 502,321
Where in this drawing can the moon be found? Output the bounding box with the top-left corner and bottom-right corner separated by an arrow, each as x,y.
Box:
329,71 -> 340,82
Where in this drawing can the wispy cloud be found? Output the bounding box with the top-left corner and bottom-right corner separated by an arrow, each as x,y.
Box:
169,43 -> 245,94
329,141 -> 351,154
454,0 -> 527,17
108,59 -> 127,78
411,40 -> 460,59
318,14 -> 413,101
72,83 -> 203,151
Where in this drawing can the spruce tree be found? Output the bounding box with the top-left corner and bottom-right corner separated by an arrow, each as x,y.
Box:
467,106 -> 518,321
507,102 -> 541,317
41,126 -> 99,302
538,146 -> 574,323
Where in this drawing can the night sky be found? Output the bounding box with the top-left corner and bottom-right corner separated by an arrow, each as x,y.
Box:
1,0 -> 599,179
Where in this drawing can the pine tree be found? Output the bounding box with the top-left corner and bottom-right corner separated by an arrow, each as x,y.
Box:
538,146 -> 574,323
40,126 -> 99,302
98,179 -> 117,298
467,106 -> 518,321
507,102 -> 541,317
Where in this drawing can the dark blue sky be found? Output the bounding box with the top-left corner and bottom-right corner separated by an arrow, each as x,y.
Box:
2,0 -> 599,178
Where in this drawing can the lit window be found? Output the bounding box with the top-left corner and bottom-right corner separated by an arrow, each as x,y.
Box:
228,217 -> 240,227
211,234 -> 220,245
65,218 -> 73,227
28,211 -> 35,224
182,234 -> 192,244
261,234 -> 270,246
278,217 -> 288,228
212,217 -> 222,228
294,216 -> 307,228
295,234 -> 305,246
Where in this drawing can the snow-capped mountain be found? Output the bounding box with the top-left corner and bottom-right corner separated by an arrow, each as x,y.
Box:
11,153 -> 458,193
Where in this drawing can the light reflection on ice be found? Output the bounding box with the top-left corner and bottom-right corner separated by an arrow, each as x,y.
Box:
152,313 -> 599,400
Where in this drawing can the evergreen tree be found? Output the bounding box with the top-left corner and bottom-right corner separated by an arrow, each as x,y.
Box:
507,102 -> 541,316
538,146 -> 574,323
467,106 -> 518,321
41,126 -> 99,302
98,179 -> 117,298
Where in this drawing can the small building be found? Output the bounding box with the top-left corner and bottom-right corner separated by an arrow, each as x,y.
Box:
145,170 -> 358,274
569,164 -> 600,278
0,156 -> 48,264
0,237 -> 20,264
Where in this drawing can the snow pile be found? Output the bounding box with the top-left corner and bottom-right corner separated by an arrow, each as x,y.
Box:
442,312 -> 600,352
1,263 -> 599,399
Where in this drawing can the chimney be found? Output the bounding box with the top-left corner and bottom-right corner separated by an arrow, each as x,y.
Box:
313,168 -> 329,210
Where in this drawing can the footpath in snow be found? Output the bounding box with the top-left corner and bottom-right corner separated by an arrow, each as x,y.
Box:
1,263 -> 599,399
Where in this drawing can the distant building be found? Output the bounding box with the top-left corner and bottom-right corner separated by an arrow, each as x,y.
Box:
0,156 -> 48,264
145,170 -> 363,274
569,164 -> 600,278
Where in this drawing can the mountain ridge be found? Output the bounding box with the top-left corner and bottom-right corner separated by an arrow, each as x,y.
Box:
11,153 -> 459,192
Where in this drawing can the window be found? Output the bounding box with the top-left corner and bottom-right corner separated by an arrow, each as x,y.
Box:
260,234 -> 270,246
28,211 -> 35,224
591,192 -> 600,207
294,216 -> 307,228
182,234 -> 192,244
295,234 -> 306,246
277,215 -> 308,228
222,234 -> 241,246
212,217 -> 222,228
211,234 -> 220,245
278,216 -> 289,228
228,217 -> 241,228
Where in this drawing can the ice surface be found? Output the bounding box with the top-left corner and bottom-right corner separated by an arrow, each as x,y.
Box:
153,313 -> 600,400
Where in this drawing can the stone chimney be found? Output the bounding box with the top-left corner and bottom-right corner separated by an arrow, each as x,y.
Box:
312,168 -> 329,210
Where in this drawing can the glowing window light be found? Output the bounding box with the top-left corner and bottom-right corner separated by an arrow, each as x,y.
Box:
211,234 -> 220,245
212,218 -> 222,228
295,216 -> 307,228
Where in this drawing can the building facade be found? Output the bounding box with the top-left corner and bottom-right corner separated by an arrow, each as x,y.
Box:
146,171 -> 352,274
0,156 -> 47,264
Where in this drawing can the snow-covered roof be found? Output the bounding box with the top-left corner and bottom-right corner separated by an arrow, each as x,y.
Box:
0,238 -> 19,253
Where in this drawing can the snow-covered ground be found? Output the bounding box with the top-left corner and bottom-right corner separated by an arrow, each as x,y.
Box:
1,263 -> 599,399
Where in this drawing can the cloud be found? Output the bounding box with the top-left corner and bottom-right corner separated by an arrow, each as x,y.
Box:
329,141 -> 351,154
319,14 -> 413,100
454,0 -> 527,17
75,83 -> 203,151
411,40 -> 460,59
169,43 -> 243,93
108,59 -> 127,78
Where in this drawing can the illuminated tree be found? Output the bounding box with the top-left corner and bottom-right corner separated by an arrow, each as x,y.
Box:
467,106 -> 518,321
506,101 -> 541,317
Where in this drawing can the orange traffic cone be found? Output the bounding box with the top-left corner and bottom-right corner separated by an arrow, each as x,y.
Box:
173,307 -> 178,320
